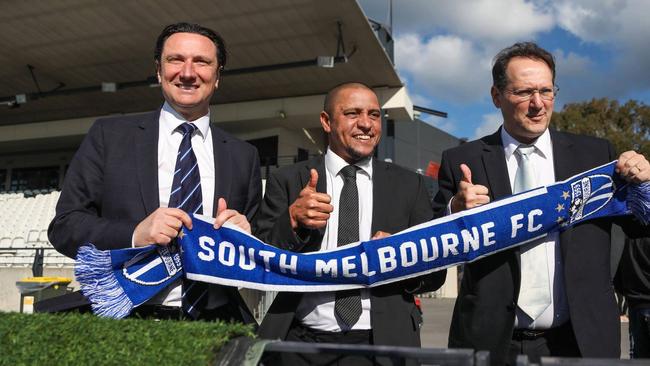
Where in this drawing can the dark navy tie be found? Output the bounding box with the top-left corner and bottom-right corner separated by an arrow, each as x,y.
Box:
168,123 -> 207,319
168,123 -> 203,214
334,165 -> 363,327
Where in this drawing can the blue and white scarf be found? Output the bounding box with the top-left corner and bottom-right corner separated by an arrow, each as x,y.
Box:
75,161 -> 650,318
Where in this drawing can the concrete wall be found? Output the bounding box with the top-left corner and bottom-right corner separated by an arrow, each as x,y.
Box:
0,268 -> 77,312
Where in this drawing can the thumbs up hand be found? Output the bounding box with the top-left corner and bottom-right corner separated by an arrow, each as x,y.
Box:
289,169 -> 333,230
450,164 -> 491,213
213,198 -> 251,234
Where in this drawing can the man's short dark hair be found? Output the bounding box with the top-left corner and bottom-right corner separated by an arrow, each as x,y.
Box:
492,42 -> 555,91
154,22 -> 227,68
323,82 -> 376,116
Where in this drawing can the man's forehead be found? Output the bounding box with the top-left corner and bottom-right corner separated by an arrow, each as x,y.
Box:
506,59 -> 552,83
162,32 -> 216,53
333,87 -> 380,107
506,58 -> 552,74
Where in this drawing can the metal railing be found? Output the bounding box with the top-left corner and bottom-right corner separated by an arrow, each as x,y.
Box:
263,342 -> 489,366
215,337 -> 490,366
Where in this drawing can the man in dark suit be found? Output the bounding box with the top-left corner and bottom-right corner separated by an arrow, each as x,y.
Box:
255,82 -> 446,365
48,22 -> 261,323
616,237 -> 650,358
434,42 -> 650,365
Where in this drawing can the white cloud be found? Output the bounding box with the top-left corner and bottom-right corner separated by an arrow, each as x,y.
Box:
551,48 -> 602,103
420,0 -> 554,42
553,0 -> 641,44
360,0 -> 650,137
554,49 -> 593,76
361,0 -> 555,42
473,112 -> 503,139
385,0 -> 558,107
554,1 -> 621,43
395,33 -> 492,104
553,0 -> 650,96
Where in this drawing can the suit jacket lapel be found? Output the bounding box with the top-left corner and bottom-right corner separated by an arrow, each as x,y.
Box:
371,159 -> 389,234
211,125 -> 232,217
481,129 -> 512,200
481,129 -> 522,282
550,129 -> 575,181
135,110 -> 161,215
550,130 -> 575,259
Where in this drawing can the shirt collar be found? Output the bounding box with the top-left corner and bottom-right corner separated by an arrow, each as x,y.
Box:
160,101 -> 211,140
501,125 -> 552,160
324,147 -> 373,178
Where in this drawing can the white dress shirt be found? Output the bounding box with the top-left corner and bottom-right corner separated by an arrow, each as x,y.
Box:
501,127 -> 570,329
144,102 -> 216,306
296,147 -> 374,331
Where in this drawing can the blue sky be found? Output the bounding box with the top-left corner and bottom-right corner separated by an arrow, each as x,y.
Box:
358,0 -> 650,140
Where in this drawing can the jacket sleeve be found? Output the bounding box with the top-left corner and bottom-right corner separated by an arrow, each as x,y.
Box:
432,149 -> 458,219
253,169 -> 320,252
47,120 -> 138,258
406,174 -> 447,294
243,147 -> 262,222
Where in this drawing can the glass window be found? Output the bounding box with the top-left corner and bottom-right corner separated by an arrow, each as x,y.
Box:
247,136 -> 279,166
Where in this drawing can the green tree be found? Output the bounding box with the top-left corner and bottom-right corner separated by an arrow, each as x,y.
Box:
552,98 -> 650,157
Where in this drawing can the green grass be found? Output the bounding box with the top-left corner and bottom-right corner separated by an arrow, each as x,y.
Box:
0,312 -> 254,365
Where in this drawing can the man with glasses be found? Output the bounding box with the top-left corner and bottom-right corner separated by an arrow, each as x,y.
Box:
433,42 -> 650,365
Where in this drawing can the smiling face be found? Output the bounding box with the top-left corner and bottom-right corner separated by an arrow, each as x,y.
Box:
491,57 -> 555,144
321,86 -> 382,164
156,32 -> 220,121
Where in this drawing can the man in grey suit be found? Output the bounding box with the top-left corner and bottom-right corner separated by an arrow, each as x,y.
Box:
256,82 -> 446,365
49,22 -> 261,322
434,42 -> 650,365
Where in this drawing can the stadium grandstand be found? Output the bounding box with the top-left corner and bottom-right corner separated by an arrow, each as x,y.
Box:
0,190 -> 71,268
0,0 -> 460,314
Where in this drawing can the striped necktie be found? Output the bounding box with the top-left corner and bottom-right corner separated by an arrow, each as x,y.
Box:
334,165 -> 363,328
168,123 -> 203,214
168,122 -> 207,319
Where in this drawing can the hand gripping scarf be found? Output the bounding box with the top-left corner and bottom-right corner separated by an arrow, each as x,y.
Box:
75,161 -> 650,318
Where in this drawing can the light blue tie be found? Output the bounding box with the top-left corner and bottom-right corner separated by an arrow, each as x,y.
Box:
515,145 -> 551,320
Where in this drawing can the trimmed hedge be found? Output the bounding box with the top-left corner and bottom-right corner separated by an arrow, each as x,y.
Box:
0,312 -> 254,365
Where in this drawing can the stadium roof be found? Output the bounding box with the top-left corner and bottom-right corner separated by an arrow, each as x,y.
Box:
0,0 -> 404,126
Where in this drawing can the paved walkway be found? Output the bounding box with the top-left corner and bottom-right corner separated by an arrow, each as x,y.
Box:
419,297 -> 630,359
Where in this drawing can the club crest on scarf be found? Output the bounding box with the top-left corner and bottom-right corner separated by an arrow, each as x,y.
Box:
122,245 -> 182,286
568,174 -> 615,224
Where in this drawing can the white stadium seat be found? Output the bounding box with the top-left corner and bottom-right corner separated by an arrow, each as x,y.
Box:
38,229 -> 49,243
0,237 -> 11,248
0,191 -> 72,267
26,229 -> 40,243
11,237 -> 25,248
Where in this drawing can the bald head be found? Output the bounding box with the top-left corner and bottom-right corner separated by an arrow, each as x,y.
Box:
323,82 -> 377,116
